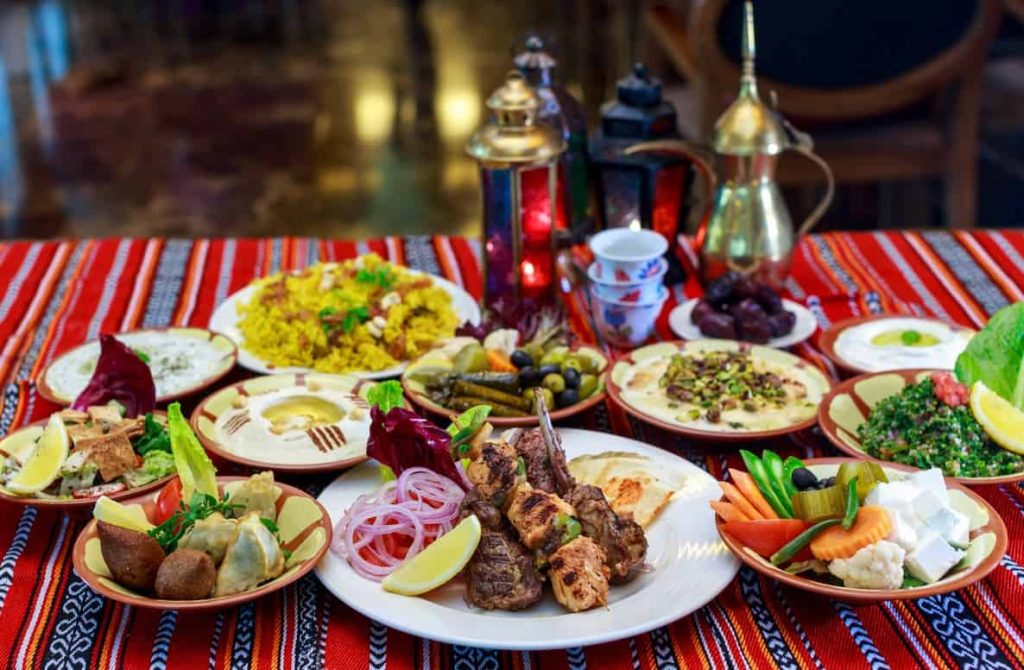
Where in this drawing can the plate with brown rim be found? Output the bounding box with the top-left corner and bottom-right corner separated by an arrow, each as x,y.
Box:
818,368 -> 1024,486
606,340 -> 831,442
401,340 -> 609,428
191,373 -> 389,473
819,315 -> 974,377
37,327 -> 238,406
73,475 -> 332,610
717,458 -> 1007,602
0,411 -> 174,511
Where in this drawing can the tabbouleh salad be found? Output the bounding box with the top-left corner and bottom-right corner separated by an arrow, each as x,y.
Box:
859,377 -> 1024,478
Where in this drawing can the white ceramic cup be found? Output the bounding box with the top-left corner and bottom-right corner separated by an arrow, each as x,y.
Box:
591,285 -> 669,348
588,229 -> 668,283
588,258 -> 667,304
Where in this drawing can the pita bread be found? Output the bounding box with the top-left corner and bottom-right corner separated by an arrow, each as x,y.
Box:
569,452 -> 687,528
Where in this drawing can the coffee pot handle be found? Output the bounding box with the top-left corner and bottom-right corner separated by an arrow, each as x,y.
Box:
623,140 -> 717,246
792,145 -> 835,237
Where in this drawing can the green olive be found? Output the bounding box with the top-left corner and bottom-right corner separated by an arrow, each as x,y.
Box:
539,349 -> 566,367
578,374 -> 598,399
532,387 -> 556,413
453,343 -> 489,374
542,373 -> 566,393
523,343 -> 545,364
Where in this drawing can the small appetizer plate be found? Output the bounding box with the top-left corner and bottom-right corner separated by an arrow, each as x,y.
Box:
819,369 -> 1024,487
38,328 -> 238,406
209,270 -> 480,380
606,340 -> 831,443
819,315 -> 974,376
73,476 -> 331,611
401,343 -> 609,428
315,429 -> 739,650
668,298 -> 817,349
717,458 -> 1007,602
192,374 -> 382,473
0,412 -> 174,511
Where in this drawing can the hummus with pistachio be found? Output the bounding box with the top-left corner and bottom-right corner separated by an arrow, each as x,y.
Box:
618,348 -> 824,432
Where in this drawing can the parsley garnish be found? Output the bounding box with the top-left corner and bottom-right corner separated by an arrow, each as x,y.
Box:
135,413 -> 171,455
132,348 -> 150,364
356,266 -> 395,290
319,305 -> 371,336
147,492 -> 242,553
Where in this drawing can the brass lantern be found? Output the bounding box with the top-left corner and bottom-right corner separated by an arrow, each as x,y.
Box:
467,71 -> 567,304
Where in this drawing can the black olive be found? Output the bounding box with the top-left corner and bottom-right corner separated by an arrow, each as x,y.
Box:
555,388 -> 579,408
537,364 -> 561,377
790,467 -> 819,491
519,366 -> 539,387
562,367 -> 581,389
511,349 -> 533,369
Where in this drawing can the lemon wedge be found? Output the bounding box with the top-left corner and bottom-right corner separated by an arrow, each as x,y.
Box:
93,496 -> 155,532
970,381 -> 1024,454
381,514 -> 481,596
6,415 -> 68,495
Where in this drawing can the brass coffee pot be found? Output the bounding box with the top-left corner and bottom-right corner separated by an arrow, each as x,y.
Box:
626,1 -> 834,289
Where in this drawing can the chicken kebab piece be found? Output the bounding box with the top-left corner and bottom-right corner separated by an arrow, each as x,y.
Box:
463,422 -> 610,612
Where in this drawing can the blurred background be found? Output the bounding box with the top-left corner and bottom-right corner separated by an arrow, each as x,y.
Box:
0,0 -> 1021,240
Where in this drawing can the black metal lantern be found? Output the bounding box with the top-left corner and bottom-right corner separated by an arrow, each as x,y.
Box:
589,64 -> 691,280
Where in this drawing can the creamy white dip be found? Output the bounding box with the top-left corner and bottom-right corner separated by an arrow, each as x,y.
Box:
834,318 -> 972,372
214,388 -> 370,465
45,331 -> 231,401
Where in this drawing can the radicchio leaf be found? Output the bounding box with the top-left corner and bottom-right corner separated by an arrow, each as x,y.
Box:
365,406 -> 465,488
71,334 -> 156,417
456,296 -> 566,344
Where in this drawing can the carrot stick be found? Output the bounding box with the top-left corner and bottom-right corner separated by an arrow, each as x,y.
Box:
719,482 -> 765,520
709,500 -> 750,523
729,469 -> 779,520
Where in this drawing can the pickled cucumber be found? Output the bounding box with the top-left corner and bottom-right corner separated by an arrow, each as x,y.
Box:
791,485 -> 846,523
836,462 -> 888,501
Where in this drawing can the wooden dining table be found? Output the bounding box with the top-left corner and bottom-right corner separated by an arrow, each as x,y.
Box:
0,230 -> 1023,669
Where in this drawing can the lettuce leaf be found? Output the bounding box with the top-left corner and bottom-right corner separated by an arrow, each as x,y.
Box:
366,380 -> 404,413
365,406 -> 464,487
122,451 -> 176,488
166,402 -> 217,499
955,302 -> 1024,409
71,334 -> 156,417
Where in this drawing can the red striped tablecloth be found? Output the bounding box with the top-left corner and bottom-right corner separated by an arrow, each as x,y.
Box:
1,231 -> 1023,669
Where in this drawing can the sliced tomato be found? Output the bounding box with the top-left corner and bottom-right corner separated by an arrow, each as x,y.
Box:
71,483 -> 126,499
722,519 -> 810,558
153,477 -> 183,525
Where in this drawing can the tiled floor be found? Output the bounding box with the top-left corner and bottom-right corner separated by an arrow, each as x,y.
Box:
0,0 -> 1020,240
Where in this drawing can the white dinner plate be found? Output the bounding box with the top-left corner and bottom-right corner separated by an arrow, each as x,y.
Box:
669,298 -> 817,349
209,269 -> 481,379
314,429 -> 739,650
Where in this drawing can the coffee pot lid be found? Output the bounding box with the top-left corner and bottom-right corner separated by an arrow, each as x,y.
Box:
711,1 -> 788,156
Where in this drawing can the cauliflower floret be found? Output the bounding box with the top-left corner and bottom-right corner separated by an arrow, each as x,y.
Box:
827,540 -> 905,590
482,329 -> 520,355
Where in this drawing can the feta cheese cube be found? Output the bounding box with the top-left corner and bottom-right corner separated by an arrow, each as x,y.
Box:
927,507 -> 971,549
866,481 -> 917,517
885,510 -> 919,552
905,532 -> 964,584
911,490 -> 947,522
906,469 -> 949,506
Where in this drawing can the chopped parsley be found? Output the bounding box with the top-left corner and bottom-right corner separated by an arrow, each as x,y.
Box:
148,492 -> 242,553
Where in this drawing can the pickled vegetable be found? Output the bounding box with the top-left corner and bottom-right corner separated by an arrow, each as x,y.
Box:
791,485 -> 846,523
562,368 -> 581,389
453,344 -> 489,374
450,372 -> 520,394
451,381 -> 531,411
835,462 -> 888,502
447,397 -> 528,417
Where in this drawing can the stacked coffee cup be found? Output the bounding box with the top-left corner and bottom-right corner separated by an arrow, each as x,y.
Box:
587,229 -> 670,347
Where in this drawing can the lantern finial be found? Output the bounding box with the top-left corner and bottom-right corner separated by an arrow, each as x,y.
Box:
467,71 -> 565,164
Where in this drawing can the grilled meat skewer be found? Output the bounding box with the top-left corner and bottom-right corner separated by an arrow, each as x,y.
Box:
549,536 -> 611,612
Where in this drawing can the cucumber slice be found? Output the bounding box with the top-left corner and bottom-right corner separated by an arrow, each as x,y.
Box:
791,485 -> 846,523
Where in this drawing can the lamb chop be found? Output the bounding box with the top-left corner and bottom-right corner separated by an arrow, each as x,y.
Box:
460,489 -> 543,610
534,389 -> 648,583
